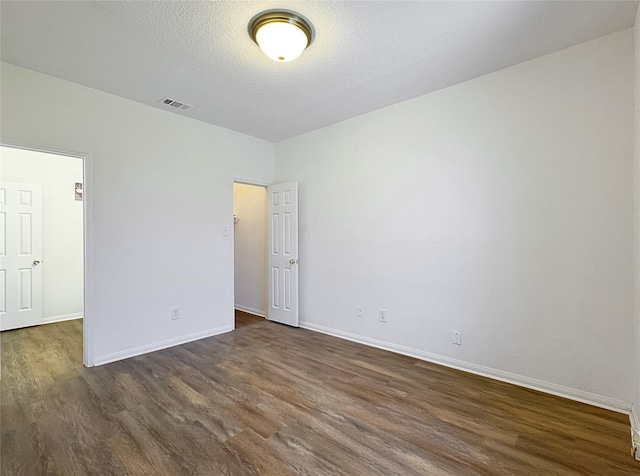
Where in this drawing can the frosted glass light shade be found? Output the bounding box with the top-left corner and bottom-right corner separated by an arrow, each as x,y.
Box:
256,22 -> 308,62
250,12 -> 313,63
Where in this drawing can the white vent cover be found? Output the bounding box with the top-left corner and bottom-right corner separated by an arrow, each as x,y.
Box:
158,96 -> 193,111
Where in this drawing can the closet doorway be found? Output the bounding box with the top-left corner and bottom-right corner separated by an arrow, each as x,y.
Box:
233,182 -> 267,320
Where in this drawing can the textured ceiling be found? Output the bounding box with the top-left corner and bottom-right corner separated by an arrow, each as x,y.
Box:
1,1 -> 638,142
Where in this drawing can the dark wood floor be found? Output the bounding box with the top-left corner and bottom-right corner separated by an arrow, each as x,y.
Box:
1,312 -> 637,475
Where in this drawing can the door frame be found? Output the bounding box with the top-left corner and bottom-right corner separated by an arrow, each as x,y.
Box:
230,178 -> 269,331
1,141 -> 95,367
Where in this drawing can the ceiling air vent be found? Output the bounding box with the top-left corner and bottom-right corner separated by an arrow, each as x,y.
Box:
158,96 -> 193,111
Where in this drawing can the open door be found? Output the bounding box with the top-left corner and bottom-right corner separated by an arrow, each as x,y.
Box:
267,182 -> 298,327
0,182 -> 44,330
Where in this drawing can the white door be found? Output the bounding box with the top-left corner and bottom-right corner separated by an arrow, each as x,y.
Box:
0,182 -> 43,331
267,182 -> 299,327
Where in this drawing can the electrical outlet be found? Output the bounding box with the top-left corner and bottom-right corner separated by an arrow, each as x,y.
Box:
453,331 -> 461,345
356,306 -> 364,318
378,309 -> 387,323
171,307 -> 180,320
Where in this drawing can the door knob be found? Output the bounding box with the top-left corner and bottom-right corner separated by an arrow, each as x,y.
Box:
33,260 -> 40,266
289,258 -> 298,265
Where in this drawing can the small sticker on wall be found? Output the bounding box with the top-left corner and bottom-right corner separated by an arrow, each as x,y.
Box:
75,182 -> 83,201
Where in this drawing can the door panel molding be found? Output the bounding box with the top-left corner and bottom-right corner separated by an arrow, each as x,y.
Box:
267,181 -> 299,327
0,181 -> 43,330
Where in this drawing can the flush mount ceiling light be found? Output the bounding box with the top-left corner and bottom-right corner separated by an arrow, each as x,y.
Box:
249,11 -> 313,63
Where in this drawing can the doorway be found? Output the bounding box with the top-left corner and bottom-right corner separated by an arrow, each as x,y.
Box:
232,180 -> 300,329
0,144 -> 91,367
233,182 -> 268,321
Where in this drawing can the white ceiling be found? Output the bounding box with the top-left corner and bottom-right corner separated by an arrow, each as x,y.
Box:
1,1 -> 638,142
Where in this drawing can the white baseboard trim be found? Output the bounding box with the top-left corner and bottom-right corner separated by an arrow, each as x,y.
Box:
43,313 -> 83,324
234,305 -> 266,318
300,321 -> 632,414
631,404 -> 640,431
631,405 -> 640,461
93,325 -> 233,366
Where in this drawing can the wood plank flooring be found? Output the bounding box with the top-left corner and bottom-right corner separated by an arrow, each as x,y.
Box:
1,311 -> 638,475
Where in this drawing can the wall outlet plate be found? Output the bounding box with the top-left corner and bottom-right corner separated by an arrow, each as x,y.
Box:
378,309 -> 387,323
453,331 -> 462,345
171,307 -> 180,320
357,306 -> 364,318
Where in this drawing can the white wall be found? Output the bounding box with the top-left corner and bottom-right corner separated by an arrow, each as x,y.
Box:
1,28 -> 635,412
233,183 -> 267,316
0,62 -> 275,364
633,4 -> 640,429
0,147 -> 84,321
276,30 -> 635,409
